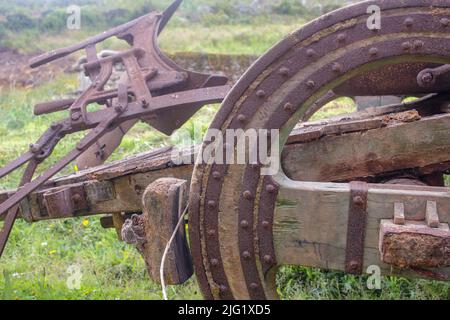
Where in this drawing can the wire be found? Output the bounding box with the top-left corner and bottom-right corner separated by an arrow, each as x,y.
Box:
160,205 -> 188,300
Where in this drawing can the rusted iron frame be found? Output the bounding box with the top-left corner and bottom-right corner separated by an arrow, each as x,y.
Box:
0,84 -> 228,231
0,82 -> 229,250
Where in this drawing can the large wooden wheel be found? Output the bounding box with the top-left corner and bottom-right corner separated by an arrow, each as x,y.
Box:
189,0 -> 450,300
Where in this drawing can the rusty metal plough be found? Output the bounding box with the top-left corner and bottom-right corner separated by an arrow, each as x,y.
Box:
0,0 -> 449,300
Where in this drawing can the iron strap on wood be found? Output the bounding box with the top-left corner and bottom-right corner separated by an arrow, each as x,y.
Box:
345,181 -> 369,274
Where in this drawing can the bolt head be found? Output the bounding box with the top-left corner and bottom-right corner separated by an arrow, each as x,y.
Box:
306,80 -> 316,89
71,112 -> 82,121
337,33 -> 346,42
208,200 -> 216,209
332,62 -> 343,73
283,102 -> 294,112
353,196 -> 364,206
263,255 -> 273,264
210,259 -> 219,267
266,184 -> 276,193
250,283 -> 259,290
421,72 -> 434,84
29,143 -> 39,153
212,171 -> 221,180
256,90 -> 266,98
306,49 -> 316,57
237,114 -> 247,123
243,190 -> 253,200
404,17 -> 414,27
279,67 -> 290,77
240,220 -> 249,228
369,47 -> 378,56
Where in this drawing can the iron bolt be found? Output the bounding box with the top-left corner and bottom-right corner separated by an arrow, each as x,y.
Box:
404,17 -> 414,27
240,220 -> 249,229
208,200 -> 216,209
219,285 -> 228,293
283,102 -> 294,112
332,62 -> 343,73
115,105 -> 124,113
212,171 -> 221,180
141,99 -> 149,108
243,190 -> 253,200
440,18 -> 450,26
71,112 -> 82,121
262,221 -> 270,229
29,143 -> 40,153
242,251 -> 251,259
207,229 -> 216,237
256,90 -> 266,98
263,255 -> 274,264
266,184 -> 276,193
279,67 -> 290,77
421,72 -> 434,84
337,33 -> 346,42
306,80 -> 316,89
210,259 -> 219,267
237,114 -> 247,123
353,196 -> 364,206
306,49 -> 316,57
348,260 -> 360,272
369,47 -> 378,56
250,283 -> 259,290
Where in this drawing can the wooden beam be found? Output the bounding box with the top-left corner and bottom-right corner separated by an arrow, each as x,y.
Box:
273,178 -> 450,278
137,178 -> 193,285
283,113 -> 450,182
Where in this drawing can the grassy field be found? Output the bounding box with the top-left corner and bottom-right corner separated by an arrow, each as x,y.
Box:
0,0 -> 449,301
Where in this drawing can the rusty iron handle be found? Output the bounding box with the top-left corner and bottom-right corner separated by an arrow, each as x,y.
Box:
34,99 -> 75,116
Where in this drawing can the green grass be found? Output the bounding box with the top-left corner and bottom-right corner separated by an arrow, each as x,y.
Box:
0,75 -> 448,300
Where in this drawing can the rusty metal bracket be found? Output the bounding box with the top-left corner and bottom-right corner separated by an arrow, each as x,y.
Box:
345,181 -> 369,274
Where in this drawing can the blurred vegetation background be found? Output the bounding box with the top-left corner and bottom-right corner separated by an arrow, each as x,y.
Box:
0,0 -> 356,53
0,0 -> 449,300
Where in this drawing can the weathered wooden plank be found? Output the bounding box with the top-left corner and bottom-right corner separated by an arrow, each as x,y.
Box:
283,113 -> 450,182
128,178 -> 193,285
